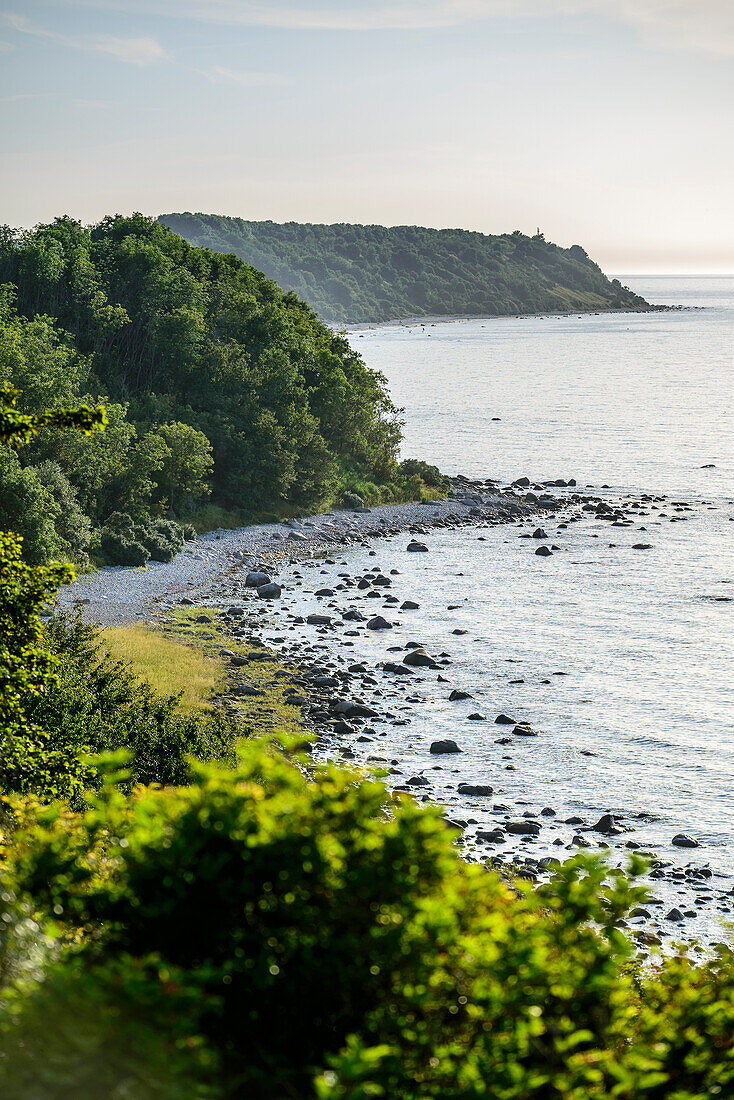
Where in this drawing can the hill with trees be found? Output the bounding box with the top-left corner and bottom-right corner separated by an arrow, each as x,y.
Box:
159,214 -> 649,325
0,215 -> 443,567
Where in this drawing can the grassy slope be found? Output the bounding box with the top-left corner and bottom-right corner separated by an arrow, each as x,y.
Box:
159,213 -> 650,324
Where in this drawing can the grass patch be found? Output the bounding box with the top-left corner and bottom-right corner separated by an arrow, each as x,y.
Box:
162,606 -> 309,741
99,624 -> 222,714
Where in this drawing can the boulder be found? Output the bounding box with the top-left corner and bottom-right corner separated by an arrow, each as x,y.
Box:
307,613 -> 332,626
506,821 -> 541,835
593,813 -> 620,835
245,571 -> 270,587
366,615 -> 392,630
403,648 -> 438,668
430,739 -> 461,754
256,582 -> 282,599
672,833 -> 699,848
494,713 -> 516,725
407,540 -> 428,552
535,545 -> 553,557
457,783 -> 493,796
449,689 -> 473,701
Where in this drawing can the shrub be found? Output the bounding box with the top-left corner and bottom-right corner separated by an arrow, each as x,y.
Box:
3,741 -> 734,1099
98,513 -> 185,566
399,457 -> 450,491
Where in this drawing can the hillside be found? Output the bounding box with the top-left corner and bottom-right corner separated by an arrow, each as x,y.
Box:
159,214 -> 650,325
0,214 -> 441,567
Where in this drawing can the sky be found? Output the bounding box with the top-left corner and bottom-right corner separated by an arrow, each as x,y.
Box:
1,0 -> 733,272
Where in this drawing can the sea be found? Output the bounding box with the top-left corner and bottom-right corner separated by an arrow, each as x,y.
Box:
292,276 -> 732,941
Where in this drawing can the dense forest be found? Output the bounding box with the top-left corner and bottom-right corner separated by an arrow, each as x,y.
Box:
160,214 -> 649,325
0,215 -> 443,567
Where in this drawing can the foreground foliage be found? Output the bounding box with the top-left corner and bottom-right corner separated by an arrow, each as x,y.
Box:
1,742 -> 733,1099
161,214 -> 649,325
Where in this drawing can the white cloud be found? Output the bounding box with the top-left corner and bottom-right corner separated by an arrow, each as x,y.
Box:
4,12 -> 168,64
68,0 -> 734,54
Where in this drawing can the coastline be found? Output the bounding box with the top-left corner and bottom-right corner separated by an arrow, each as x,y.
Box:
57,473 -> 732,949
341,303 -> 671,332
57,476 -> 545,628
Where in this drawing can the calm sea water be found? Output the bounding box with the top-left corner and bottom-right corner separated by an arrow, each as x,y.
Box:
295,277 -> 732,933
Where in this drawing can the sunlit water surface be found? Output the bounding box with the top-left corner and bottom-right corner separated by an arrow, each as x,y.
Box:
266,278 -> 733,937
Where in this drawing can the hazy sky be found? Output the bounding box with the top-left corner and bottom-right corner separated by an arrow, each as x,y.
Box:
2,0 -> 733,271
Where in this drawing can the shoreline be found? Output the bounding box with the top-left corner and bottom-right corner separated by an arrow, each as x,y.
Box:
341,303 -> 672,332
57,476 -> 548,627
58,474 -> 731,949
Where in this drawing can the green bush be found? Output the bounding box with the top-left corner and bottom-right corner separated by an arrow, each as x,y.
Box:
399,457 -> 450,491
98,512 -> 184,566
3,741 -> 733,1099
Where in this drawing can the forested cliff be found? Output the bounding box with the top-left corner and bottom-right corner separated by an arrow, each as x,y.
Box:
160,214 -> 649,325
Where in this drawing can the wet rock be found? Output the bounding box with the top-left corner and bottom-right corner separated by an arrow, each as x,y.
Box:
257,582 -> 282,599
507,821 -> 541,836
403,649 -> 439,669
477,828 -> 505,843
449,689 -> 473,701
665,908 -> 684,922
366,615 -> 392,630
246,571 -> 270,587
535,546 -> 553,557
495,713 -> 516,725
458,783 -> 493,796
307,613 -> 332,626
407,775 -> 430,787
532,528 -> 548,539
672,833 -> 699,848
593,814 -> 621,835
407,540 -> 428,552
632,543 -> 652,550
430,739 -> 461,754
513,725 -> 538,737
343,608 -> 366,621
401,600 -> 420,610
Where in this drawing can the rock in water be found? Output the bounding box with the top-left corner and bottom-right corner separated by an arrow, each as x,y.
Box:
672,833 -> 699,848
506,821 -> 541,836
430,739 -> 461,754
457,783 -> 493,796
403,649 -> 439,668
407,540 -> 428,552
593,813 -> 619,835
535,545 -> 553,557
366,615 -> 392,630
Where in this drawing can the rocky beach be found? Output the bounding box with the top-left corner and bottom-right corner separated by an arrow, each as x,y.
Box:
59,472 -> 733,951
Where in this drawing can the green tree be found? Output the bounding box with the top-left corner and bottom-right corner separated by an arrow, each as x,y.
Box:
144,421 -> 213,514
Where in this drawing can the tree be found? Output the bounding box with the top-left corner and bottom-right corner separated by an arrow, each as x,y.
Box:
144,421 -> 213,515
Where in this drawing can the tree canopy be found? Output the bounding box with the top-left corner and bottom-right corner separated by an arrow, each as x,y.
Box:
0,215 -> 410,563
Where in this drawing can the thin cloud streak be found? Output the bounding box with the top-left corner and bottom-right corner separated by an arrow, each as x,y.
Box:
4,12 -> 169,64
68,0 -> 734,55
